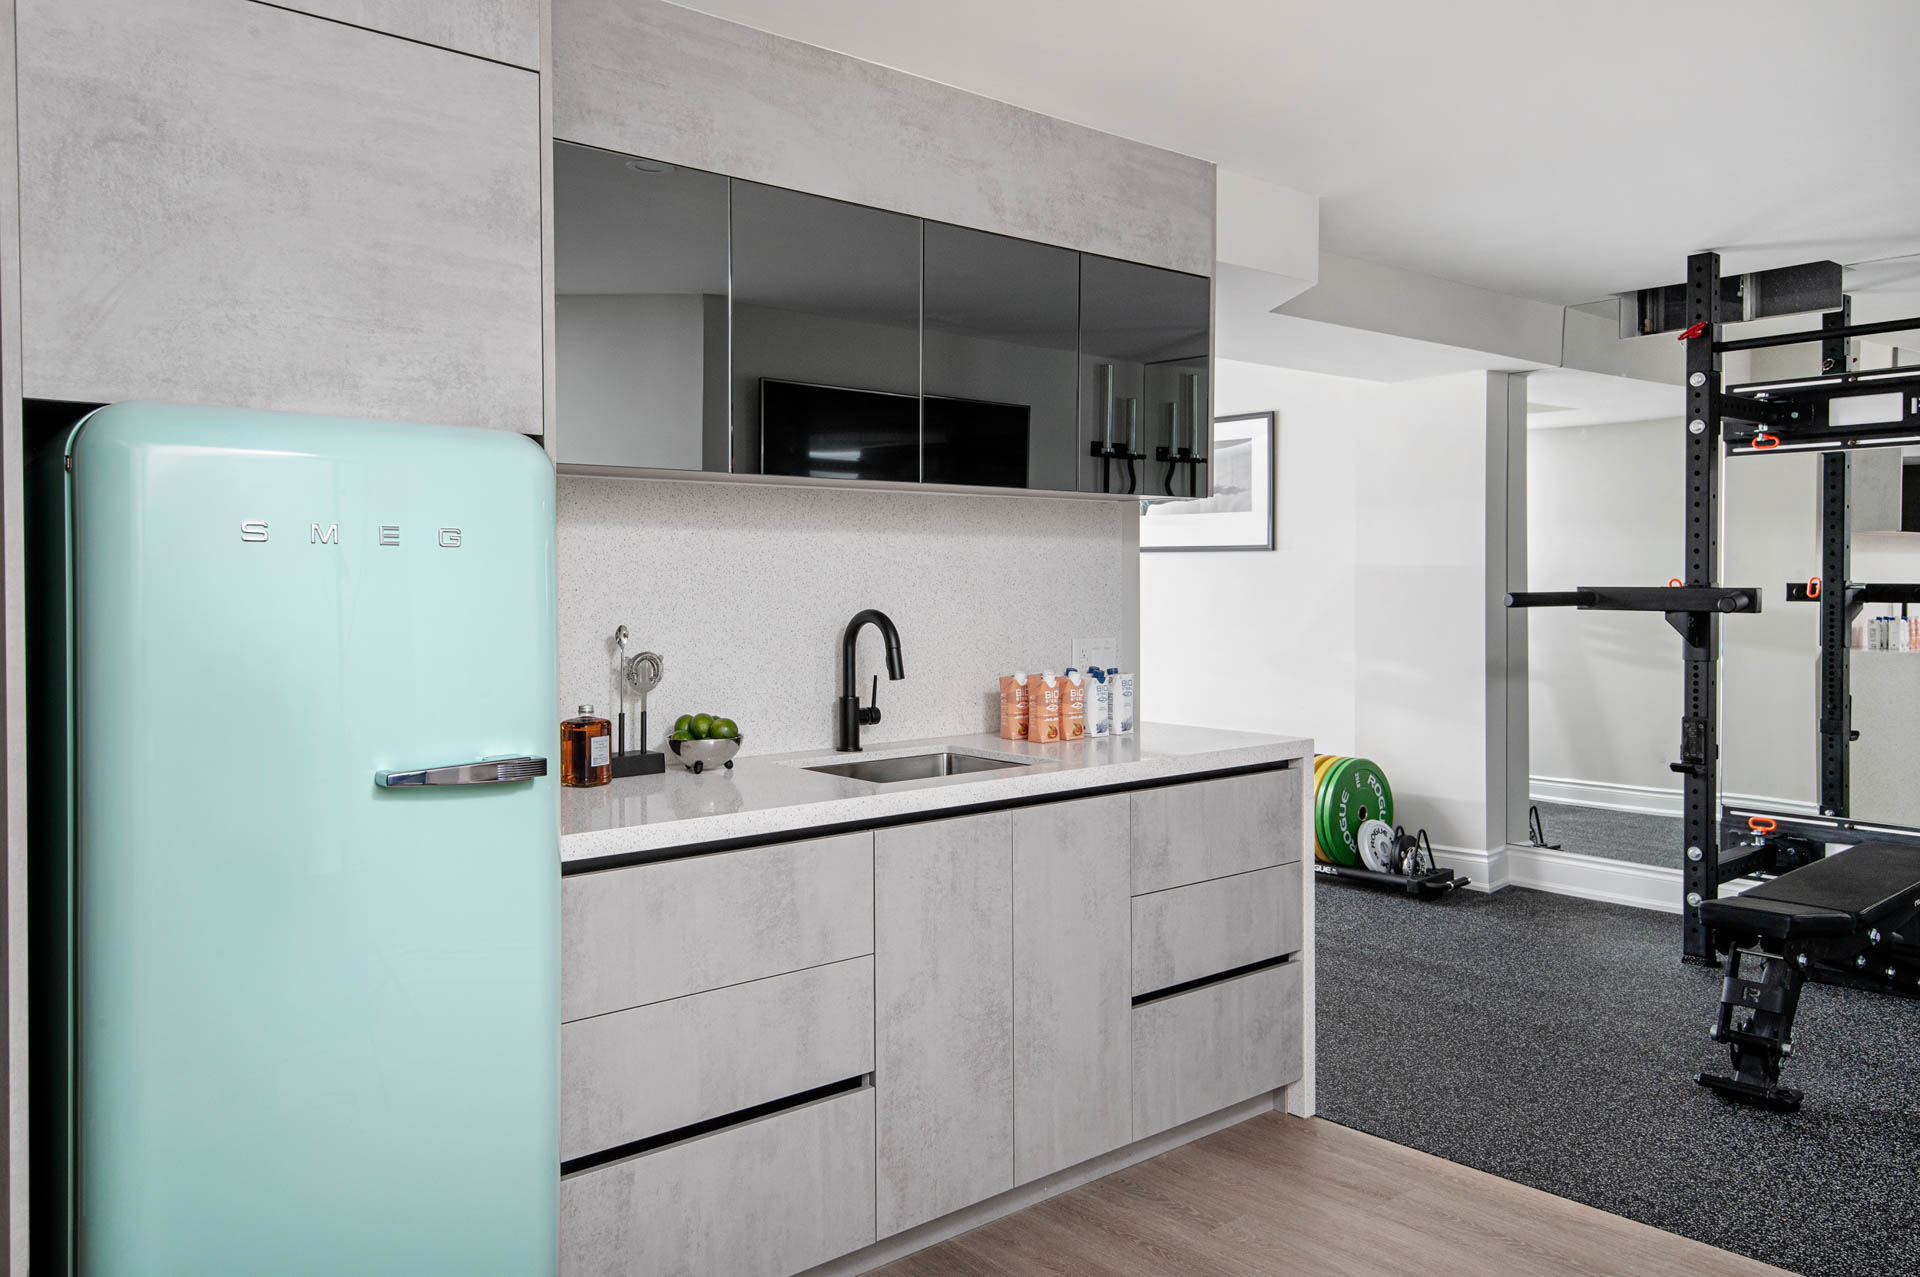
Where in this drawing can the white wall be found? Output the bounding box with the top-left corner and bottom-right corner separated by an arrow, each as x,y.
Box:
1354,372 -> 1516,854
1142,361 -> 1515,856
1140,360 -> 1360,754
558,477 -> 1135,755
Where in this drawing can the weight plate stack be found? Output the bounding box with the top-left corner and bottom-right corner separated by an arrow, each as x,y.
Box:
1316,757 -> 1394,868
1315,757 -> 1355,865
1311,755 -> 1341,862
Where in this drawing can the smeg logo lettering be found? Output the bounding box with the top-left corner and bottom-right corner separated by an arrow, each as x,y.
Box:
239,521 -> 464,548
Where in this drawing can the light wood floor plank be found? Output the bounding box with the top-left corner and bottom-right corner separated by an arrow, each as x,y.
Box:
873,1114 -> 1796,1277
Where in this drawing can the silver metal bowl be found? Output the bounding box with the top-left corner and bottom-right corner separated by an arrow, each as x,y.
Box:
668,735 -> 742,774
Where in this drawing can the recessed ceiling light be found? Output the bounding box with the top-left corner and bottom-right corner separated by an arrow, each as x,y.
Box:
625,158 -> 677,175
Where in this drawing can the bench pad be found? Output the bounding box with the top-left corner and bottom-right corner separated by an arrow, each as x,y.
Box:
1697,842 -> 1920,942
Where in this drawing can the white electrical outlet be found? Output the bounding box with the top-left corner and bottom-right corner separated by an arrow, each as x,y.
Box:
1071,636 -> 1120,672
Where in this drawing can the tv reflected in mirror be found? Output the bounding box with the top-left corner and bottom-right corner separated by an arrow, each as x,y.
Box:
760,378 -> 1031,488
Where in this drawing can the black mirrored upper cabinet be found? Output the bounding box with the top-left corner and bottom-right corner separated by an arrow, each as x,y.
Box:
1080,255 -> 1211,499
550,142 -> 1210,496
552,141 -> 730,474
922,223 -> 1081,491
730,181 -> 922,481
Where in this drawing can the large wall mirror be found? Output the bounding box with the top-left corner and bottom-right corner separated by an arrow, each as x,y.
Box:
550,141 -> 1211,496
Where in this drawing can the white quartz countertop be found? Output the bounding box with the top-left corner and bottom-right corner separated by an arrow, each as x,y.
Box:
559,723 -> 1312,864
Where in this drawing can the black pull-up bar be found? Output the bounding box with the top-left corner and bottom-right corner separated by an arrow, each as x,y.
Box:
1507,586 -> 1761,614
1505,590 -> 1595,608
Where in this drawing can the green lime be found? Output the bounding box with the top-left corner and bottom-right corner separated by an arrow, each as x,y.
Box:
670,729 -> 693,741
690,713 -> 713,739
672,714 -> 693,736
711,717 -> 739,740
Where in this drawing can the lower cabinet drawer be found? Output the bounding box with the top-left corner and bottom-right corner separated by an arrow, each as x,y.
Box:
1131,865 -> 1302,996
562,957 -> 874,1162
561,1085 -> 877,1277
561,831 -> 873,1023
1132,961 -> 1303,1139
1130,768 -> 1301,894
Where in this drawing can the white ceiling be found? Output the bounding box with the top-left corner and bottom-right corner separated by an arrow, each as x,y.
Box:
676,0 -> 1920,306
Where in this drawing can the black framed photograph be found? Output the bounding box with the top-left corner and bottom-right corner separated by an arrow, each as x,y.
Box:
1140,411 -> 1276,552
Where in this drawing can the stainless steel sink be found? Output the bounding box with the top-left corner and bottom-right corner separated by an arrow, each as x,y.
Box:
805,750 -> 1029,784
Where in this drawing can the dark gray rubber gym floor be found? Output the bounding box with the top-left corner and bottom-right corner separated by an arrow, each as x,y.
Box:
1529,799 -> 1684,866
1316,882 -> 1920,1277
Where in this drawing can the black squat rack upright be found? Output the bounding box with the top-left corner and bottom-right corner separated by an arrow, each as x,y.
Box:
1511,251 -> 1920,985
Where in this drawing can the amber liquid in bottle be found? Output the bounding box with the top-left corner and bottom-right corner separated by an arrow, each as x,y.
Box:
561,705 -> 613,787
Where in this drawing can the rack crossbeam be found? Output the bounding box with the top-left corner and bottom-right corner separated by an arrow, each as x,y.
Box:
1728,365 -> 1920,403
1714,314 -> 1920,354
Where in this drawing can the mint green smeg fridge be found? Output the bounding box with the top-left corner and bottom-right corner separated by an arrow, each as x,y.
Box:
30,403 -> 559,1274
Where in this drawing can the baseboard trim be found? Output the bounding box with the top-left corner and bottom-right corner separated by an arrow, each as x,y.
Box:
800,1091 -> 1288,1276
1500,844 -> 1763,914
1427,843 -> 1507,892
1529,776 -> 1819,820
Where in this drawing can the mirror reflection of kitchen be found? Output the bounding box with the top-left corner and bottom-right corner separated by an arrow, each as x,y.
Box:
552,142 -> 730,474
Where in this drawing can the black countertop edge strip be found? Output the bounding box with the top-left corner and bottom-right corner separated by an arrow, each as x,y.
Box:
560,1075 -> 871,1177
561,757 -> 1298,876
1132,954 -> 1292,1008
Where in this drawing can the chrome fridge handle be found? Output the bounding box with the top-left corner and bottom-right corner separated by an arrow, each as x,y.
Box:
376,756 -> 548,787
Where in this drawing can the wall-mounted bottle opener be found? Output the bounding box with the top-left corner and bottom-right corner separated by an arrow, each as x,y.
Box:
611,625 -> 667,778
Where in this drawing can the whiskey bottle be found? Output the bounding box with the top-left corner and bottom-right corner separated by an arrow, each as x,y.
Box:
561,705 -> 612,787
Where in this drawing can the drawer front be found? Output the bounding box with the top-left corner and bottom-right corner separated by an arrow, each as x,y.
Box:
1132,961 -> 1303,1139
561,1085 -> 876,1277
562,957 -> 874,1162
562,832 -> 872,1022
1131,865 -> 1302,996
1130,769 -> 1300,894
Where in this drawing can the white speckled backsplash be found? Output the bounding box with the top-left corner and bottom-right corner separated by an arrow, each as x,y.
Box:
558,477 -> 1135,756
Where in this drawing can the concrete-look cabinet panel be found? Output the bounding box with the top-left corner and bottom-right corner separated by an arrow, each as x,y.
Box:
1133,961 -> 1303,1139
552,0 -> 1214,275
1130,768 -> 1300,895
1132,865 -> 1301,996
1011,795 -> 1132,1185
560,1085 -> 877,1277
874,811 -> 1014,1238
16,0 -> 543,432
561,957 -> 873,1163
561,832 -> 872,1022
270,0 -> 541,68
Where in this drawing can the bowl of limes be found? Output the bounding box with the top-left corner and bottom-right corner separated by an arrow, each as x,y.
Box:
667,712 -> 742,774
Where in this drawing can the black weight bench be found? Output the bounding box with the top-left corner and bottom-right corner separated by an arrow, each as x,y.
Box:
1695,842 -> 1920,1111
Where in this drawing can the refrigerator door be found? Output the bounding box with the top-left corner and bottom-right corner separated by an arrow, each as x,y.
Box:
62,404 -> 558,1274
